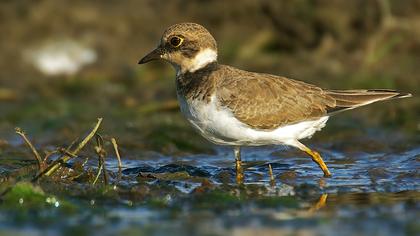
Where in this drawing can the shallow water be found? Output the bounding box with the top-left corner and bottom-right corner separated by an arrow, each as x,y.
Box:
0,128 -> 418,236
120,142 -> 420,193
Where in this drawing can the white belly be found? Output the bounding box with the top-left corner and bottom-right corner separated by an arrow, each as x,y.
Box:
177,94 -> 329,147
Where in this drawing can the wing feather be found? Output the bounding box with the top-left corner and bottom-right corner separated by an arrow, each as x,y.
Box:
216,66 -> 335,129
215,66 -> 411,130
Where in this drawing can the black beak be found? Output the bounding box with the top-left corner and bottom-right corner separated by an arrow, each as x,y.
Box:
138,47 -> 163,64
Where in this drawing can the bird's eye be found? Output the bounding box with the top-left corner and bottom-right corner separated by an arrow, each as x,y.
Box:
169,36 -> 183,47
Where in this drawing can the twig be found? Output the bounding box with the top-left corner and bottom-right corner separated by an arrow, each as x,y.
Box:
15,127 -> 43,170
32,118 -> 103,182
92,163 -> 103,185
81,157 -> 90,168
93,134 -> 108,185
43,149 -> 59,163
268,164 -> 276,187
72,118 -> 103,155
58,147 -> 79,158
111,138 -> 122,185
32,156 -> 67,182
111,138 -> 122,171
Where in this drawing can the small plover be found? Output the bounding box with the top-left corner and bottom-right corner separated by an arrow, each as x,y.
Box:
138,23 -> 411,183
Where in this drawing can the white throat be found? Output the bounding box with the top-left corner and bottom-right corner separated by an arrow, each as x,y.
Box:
185,48 -> 217,73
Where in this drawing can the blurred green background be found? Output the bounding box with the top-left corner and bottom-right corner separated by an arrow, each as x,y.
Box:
0,0 -> 418,154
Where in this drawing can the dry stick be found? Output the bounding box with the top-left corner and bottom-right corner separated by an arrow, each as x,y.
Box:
43,149 -> 59,163
92,149 -> 107,185
111,138 -> 122,185
71,118 -> 103,155
93,134 -> 108,186
2,129 -> 44,198
32,118 -> 103,182
101,154 -> 108,185
80,157 -> 90,168
58,147 -> 79,159
111,138 -> 122,171
15,128 -> 43,170
268,164 -> 276,186
92,164 -> 103,185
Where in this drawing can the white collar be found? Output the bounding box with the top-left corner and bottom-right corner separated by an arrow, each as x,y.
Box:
186,48 -> 217,73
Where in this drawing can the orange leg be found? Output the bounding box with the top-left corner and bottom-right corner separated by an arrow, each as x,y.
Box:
295,141 -> 331,177
234,146 -> 244,184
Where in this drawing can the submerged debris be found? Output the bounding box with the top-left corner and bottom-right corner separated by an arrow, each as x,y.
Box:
1,118 -> 127,197
33,118 -> 103,181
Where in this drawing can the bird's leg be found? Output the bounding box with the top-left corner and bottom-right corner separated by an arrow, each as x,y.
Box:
234,146 -> 244,184
295,141 -> 331,177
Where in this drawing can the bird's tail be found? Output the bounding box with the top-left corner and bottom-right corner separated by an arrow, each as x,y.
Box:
325,89 -> 412,114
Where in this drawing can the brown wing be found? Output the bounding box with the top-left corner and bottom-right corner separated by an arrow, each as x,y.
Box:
216,67 -> 336,130
325,89 -> 411,113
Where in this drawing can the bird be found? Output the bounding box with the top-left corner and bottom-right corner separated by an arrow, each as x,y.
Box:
138,22 -> 411,183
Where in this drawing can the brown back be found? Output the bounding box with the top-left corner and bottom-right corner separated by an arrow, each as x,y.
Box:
215,65 -> 410,130
216,65 -> 336,129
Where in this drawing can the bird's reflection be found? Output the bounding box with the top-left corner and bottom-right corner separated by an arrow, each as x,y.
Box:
309,194 -> 328,213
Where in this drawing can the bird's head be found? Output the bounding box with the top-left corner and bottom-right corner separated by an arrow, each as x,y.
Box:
138,23 -> 218,74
